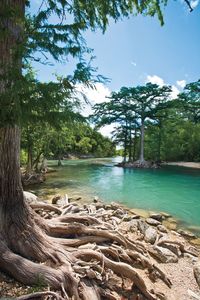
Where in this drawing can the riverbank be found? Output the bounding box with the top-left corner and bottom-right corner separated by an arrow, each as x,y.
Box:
164,162 -> 200,169
2,193 -> 200,300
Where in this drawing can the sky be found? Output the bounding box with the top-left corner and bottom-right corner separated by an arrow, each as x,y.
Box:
30,0 -> 200,135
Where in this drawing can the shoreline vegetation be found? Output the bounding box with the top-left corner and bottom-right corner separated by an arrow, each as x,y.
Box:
2,192 -> 200,299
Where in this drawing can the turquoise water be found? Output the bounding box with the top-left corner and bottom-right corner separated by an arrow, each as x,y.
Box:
30,158 -> 200,231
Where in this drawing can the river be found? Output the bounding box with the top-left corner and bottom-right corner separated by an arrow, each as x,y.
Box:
29,157 -> 200,233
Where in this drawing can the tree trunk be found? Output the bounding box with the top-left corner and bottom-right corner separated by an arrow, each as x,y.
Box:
133,127 -> 137,161
128,126 -> 132,162
123,128 -> 128,163
26,143 -> 33,173
0,0 -> 27,235
157,120 -> 162,162
0,127 -> 28,232
139,119 -> 145,163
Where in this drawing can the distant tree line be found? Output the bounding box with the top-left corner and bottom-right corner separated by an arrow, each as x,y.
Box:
92,80 -> 200,163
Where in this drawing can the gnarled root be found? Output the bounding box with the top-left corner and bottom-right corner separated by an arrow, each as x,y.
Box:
0,202 -> 173,300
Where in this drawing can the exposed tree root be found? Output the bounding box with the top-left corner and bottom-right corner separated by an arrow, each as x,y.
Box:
31,203 -> 62,215
16,291 -> 65,300
0,200 -> 183,300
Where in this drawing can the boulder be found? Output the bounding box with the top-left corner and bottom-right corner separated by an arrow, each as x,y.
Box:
144,227 -> 157,244
160,242 -> 181,257
153,246 -> 178,263
149,213 -> 163,221
146,218 -> 161,226
193,263 -> 200,289
137,219 -> 149,234
128,220 -> 138,232
157,224 -> 168,233
23,191 -> 38,204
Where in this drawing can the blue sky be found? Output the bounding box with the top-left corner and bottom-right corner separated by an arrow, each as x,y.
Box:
30,0 -> 200,135
31,0 -> 200,89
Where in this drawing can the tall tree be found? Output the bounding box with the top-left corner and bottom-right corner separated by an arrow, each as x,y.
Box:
0,1 -> 170,298
93,83 -> 172,165
128,83 -> 172,164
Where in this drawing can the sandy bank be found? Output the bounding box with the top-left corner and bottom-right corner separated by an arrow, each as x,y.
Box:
165,162 -> 200,169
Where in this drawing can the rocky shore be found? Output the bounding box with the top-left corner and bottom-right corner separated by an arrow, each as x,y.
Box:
164,162 -> 200,169
1,192 -> 200,300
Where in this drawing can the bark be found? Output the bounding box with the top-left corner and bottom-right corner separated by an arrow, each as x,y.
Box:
139,119 -> 145,163
26,143 -> 33,173
128,126 -> 132,162
0,0 -> 28,243
123,125 -> 128,163
157,120 -> 162,162
133,127 -> 137,161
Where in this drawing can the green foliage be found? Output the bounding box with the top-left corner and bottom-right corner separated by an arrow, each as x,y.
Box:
92,83 -> 172,162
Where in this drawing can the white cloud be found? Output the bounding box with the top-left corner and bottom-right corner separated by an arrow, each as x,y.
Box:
146,75 -> 165,86
176,80 -> 186,89
171,85 -> 180,99
131,61 -> 137,67
99,124 -> 115,138
146,74 -> 180,99
77,82 -> 111,105
76,83 -> 113,137
191,0 -> 199,9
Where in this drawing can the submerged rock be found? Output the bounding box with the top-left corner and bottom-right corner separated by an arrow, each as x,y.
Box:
178,229 -> 196,239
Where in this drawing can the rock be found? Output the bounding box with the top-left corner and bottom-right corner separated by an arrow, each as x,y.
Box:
93,196 -> 99,203
193,263 -> 200,289
128,220 -> 138,232
131,214 -> 140,219
76,196 -> 82,201
123,215 -> 132,222
153,246 -> 178,263
51,194 -> 61,204
177,229 -> 196,239
160,242 -> 181,257
23,191 -> 39,203
157,224 -> 168,233
95,202 -> 104,209
111,202 -> 120,210
114,208 -> 125,218
146,218 -> 161,226
149,213 -> 163,221
160,212 -> 171,218
137,219 -> 148,234
144,227 -> 157,244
